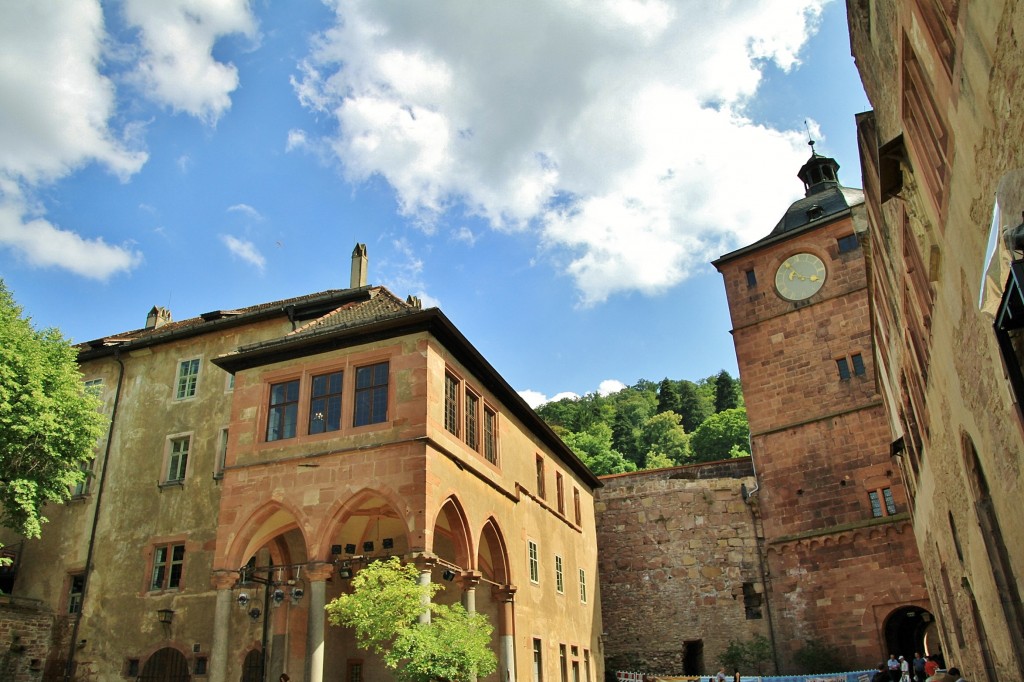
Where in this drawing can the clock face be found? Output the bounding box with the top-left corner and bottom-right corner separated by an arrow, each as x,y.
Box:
775,252 -> 826,301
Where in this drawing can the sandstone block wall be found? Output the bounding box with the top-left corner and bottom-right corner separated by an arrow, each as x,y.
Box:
0,598 -> 56,682
595,459 -> 769,677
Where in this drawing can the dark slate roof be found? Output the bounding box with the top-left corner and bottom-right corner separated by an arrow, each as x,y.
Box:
768,185 -> 864,236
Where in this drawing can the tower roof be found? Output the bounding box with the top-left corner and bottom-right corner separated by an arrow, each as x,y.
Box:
768,147 -> 863,237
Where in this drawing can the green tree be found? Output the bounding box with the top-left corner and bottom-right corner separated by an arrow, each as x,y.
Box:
639,411 -> 690,466
609,391 -> 656,466
676,380 -> 712,433
689,407 -> 749,463
655,378 -> 681,415
713,370 -> 739,412
0,280 -> 105,542
717,634 -> 773,675
562,423 -> 637,476
326,557 -> 497,682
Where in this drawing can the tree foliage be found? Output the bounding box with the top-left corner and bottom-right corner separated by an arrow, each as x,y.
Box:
717,634 -> 773,675
792,637 -> 843,674
689,407 -> 750,463
0,280 -> 105,540
537,373 -> 744,474
325,557 -> 497,682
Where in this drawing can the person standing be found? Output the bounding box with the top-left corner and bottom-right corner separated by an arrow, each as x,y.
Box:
899,656 -> 911,682
888,655 -> 901,682
913,653 -> 926,682
716,667 -> 727,682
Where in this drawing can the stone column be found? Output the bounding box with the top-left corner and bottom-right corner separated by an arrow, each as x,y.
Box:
459,571 -> 481,613
304,563 -> 334,682
209,571 -> 238,682
493,585 -> 517,682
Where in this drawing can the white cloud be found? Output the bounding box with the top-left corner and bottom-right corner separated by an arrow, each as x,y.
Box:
220,234 -> 266,271
518,390 -> 550,409
597,379 -> 627,396
0,1 -> 147,184
452,226 -> 477,246
286,129 -> 310,152
227,203 -> 264,221
0,181 -> 142,280
295,0 -> 829,304
122,0 -> 258,123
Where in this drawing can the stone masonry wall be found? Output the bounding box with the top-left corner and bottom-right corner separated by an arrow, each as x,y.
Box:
596,459 -> 769,677
0,597 -> 56,682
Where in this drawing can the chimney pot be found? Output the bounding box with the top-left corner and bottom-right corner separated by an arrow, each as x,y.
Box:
146,306 -> 172,330
350,243 -> 368,288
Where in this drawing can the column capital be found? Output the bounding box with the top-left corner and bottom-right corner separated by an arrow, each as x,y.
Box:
305,561 -> 335,582
458,570 -> 482,590
492,584 -> 517,602
211,569 -> 239,591
408,552 -> 439,571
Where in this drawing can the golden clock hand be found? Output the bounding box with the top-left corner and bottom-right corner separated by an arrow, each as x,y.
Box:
788,270 -> 796,281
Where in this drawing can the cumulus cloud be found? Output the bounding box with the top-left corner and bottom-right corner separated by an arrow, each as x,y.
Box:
0,181 -> 142,280
0,1 -> 147,279
121,0 -> 258,123
0,1 -> 147,184
597,379 -> 627,396
220,234 -> 266,271
294,0 -> 828,304
518,380 -> 624,408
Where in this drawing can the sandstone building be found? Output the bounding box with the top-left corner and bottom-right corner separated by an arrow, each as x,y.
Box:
0,247 -> 604,682
713,150 -> 931,670
846,1 -> 1024,679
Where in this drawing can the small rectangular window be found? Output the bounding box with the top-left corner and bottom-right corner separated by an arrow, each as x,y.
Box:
348,661 -> 363,682
528,540 -> 539,583
572,660 -> 580,682
267,379 -> 300,441
573,488 -> 582,525
836,357 -> 851,380
536,456 -> 546,499
310,370 -> 344,434
555,555 -> 564,593
852,352 -> 866,376
194,657 -> 208,675
883,487 -> 897,515
579,568 -> 587,603
533,639 -> 543,682
465,390 -> 479,449
215,428 -> 229,479
838,233 -> 860,253
559,644 -> 568,682
444,372 -> 460,436
151,543 -> 185,591
745,269 -> 757,287
483,406 -> 498,464
72,459 -> 93,497
556,472 -> 565,515
743,581 -> 763,619
354,362 -> 389,426
869,490 -> 883,517
167,436 -> 190,482
176,359 -> 200,400
68,574 -> 85,613
84,378 -> 103,396
126,660 -> 140,677
584,650 -> 591,682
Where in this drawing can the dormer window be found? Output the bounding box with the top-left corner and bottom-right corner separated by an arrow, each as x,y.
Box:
807,205 -> 824,221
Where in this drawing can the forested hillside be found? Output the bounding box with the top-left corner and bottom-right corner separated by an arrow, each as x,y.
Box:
535,371 -> 749,475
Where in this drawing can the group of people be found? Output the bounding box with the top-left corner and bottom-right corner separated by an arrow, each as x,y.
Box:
871,653 -> 966,682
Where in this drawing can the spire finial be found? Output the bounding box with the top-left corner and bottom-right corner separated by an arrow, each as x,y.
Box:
804,120 -> 816,154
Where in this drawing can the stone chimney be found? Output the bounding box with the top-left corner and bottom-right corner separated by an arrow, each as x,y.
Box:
350,243 -> 368,288
146,306 -> 172,329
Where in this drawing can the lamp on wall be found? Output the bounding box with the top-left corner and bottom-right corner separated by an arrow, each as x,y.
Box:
156,609 -> 175,624
345,544 -> 357,555
382,537 -> 394,549
363,541 -> 374,553
442,569 -> 456,582
339,561 -> 353,580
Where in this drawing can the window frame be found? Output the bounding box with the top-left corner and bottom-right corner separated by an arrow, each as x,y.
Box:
483,405 -> 498,464
444,371 -> 460,436
353,361 -> 389,427
869,487 -> 898,517
837,233 -> 860,253
164,434 -> 191,485
573,487 -> 582,525
149,542 -> 185,592
175,358 -> 201,401
214,428 -> 229,480
528,540 -> 539,584
68,573 -> 85,614
309,369 -> 344,435
266,378 -> 301,442
555,472 -> 565,515
579,568 -> 587,604
532,638 -> 543,682
536,455 -> 546,499
464,388 -> 480,450
559,644 -> 568,682
555,555 -> 564,594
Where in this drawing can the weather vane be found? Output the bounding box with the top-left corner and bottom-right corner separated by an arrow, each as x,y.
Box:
804,120 -> 816,154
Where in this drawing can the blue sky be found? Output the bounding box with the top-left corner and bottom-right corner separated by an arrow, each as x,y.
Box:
0,0 -> 868,407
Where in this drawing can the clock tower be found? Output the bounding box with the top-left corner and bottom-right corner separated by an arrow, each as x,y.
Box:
713,148 -> 931,671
